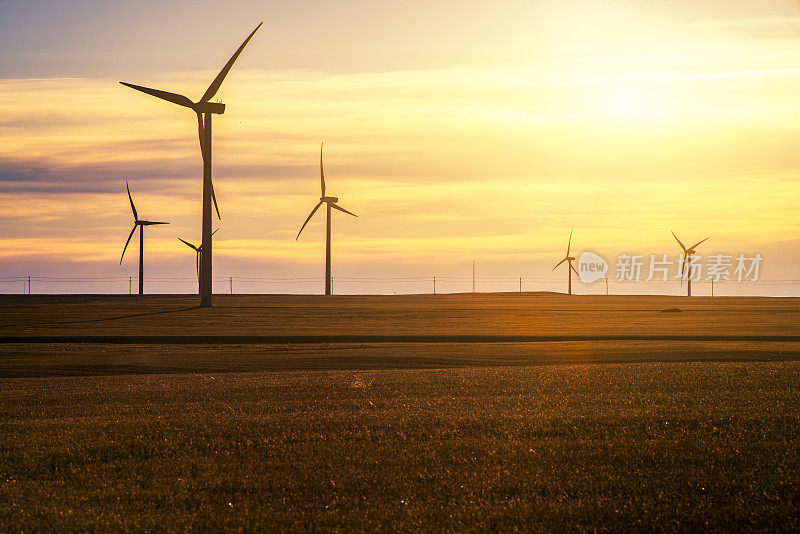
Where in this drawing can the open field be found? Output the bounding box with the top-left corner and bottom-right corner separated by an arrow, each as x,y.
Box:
1,294 -> 799,530
2,363 -> 799,531
2,293 -> 799,337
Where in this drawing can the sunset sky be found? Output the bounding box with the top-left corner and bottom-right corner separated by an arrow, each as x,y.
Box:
1,0 -> 800,295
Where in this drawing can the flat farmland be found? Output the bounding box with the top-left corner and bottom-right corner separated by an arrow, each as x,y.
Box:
0,293 -> 798,338
1,294 -> 798,530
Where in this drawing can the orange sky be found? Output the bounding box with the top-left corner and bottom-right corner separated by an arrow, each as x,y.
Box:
1,1 -> 799,295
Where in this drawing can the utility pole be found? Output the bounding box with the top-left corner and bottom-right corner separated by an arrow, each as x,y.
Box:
472,260 -> 476,293
129,276 -> 132,295
519,277 -> 522,293
711,279 -> 714,297
27,276 -> 30,295
605,277 -> 609,296
230,276 -> 233,295
433,276 -> 436,295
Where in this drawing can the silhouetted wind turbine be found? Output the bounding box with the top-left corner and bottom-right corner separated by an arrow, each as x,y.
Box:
120,22 -> 262,307
178,229 -> 219,294
671,231 -> 708,297
296,143 -> 358,295
553,229 -> 578,295
120,181 -> 168,295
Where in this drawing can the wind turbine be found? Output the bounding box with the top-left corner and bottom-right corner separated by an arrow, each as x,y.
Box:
671,231 -> 708,297
120,181 -> 168,295
296,143 -> 358,295
178,229 -> 219,294
553,229 -> 578,295
120,22 -> 262,307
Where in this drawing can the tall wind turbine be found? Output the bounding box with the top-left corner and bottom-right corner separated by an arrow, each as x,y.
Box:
553,229 -> 578,295
671,231 -> 708,297
120,22 -> 262,307
296,143 -> 358,295
120,182 -> 168,295
178,229 -> 219,294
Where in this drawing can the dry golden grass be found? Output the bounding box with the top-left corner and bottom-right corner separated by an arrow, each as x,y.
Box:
1,294 -> 798,530
0,292 -> 798,337
2,364 -> 798,531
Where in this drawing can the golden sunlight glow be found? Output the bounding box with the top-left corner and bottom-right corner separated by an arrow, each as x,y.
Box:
597,90 -> 664,122
1,1 -> 800,293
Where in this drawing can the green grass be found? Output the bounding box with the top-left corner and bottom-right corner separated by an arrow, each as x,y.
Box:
2,363 -> 799,531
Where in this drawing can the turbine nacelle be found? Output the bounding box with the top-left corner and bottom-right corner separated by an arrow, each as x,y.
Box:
194,101 -> 226,115
321,196 -> 339,203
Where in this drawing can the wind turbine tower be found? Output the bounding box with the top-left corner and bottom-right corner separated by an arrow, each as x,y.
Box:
120,182 -> 168,295
121,23 -> 261,307
296,144 -> 358,295
553,229 -> 578,295
178,229 -> 218,294
671,231 -> 709,297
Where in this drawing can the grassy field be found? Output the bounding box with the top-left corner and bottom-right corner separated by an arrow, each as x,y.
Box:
1,292 -> 799,337
1,294 -> 799,530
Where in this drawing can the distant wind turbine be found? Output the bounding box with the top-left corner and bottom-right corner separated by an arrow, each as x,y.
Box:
178,229 -> 219,294
120,22 -> 262,307
553,229 -> 578,295
120,181 -> 168,295
671,231 -> 708,297
296,143 -> 358,295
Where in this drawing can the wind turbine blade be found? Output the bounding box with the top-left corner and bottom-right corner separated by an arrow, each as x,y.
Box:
570,262 -> 579,275
212,228 -> 220,236
689,237 -> 709,250
200,22 -> 263,103
552,257 -> 567,271
197,114 -> 220,218
320,142 -> 326,196
331,203 -> 357,217
679,255 -> 686,286
120,82 -> 195,109
143,221 -> 169,225
197,112 -> 206,161
296,201 -> 323,240
178,237 -> 198,251
126,181 -> 138,221
671,230 -> 687,252
120,225 -> 137,264
211,180 -> 221,219
567,228 -> 573,256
